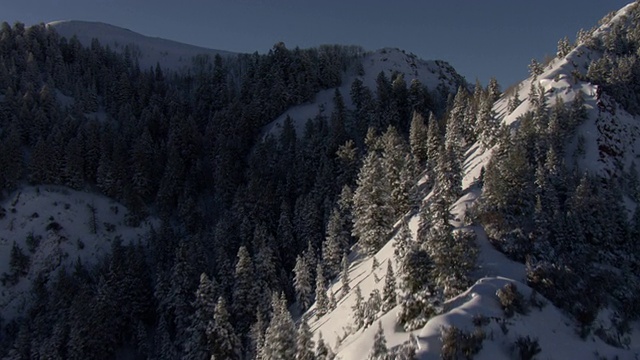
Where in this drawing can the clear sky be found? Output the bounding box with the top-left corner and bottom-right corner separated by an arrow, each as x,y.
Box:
2,0 -> 632,87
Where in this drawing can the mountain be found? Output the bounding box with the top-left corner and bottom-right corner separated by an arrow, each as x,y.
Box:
47,20 -> 236,71
1,4 -> 639,359
303,2 -> 640,359
264,47 -> 464,137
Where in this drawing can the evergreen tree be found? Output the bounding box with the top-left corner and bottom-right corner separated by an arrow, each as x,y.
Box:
341,252 -> 350,296
364,289 -> 382,328
352,147 -> 394,254
367,322 -> 389,360
315,332 -> 335,360
184,273 -> 218,360
263,293 -> 297,360
394,220 -> 412,265
295,316 -> 315,360
294,255 -> 313,311
409,111 -> 429,167
425,112 -> 442,182
435,143 -> 462,204
352,285 -> 365,330
232,246 -> 257,334
315,262 -> 329,319
322,207 -> 345,279
382,261 -> 397,312
207,297 -> 241,360
444,87 -> 468,162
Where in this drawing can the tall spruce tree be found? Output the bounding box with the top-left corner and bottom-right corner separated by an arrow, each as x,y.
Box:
293,255 -> 313,311
207,297 -> 241,360
263,293 -> 296,360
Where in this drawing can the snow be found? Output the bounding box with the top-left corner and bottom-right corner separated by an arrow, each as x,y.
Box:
47,20 -> 235,72
263,48 -> 462,137
302,4 -> 640,358
0,186 -> 158,321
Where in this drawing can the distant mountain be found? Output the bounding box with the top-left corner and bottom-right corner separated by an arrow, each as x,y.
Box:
47,20 -> 236,71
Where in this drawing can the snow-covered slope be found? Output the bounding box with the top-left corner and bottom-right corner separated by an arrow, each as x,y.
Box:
47,20 -> 235,71
264,48 -> 465,136
0,186 -> 157,321
304,3 -> 640,359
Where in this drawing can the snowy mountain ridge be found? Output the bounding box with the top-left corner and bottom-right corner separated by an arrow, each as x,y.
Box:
264,47 -> 465,137
47,20 -> 236,71
303,2 -> 640,359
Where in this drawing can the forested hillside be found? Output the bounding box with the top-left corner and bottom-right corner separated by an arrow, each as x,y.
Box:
2,2 -> 640,359
0,21 -> 468,359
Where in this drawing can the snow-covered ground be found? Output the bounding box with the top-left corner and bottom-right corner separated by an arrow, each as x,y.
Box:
48,20 -> 235,71
263,48 -> 463,137
0,186 -> 157,321
303,3 -> 640,359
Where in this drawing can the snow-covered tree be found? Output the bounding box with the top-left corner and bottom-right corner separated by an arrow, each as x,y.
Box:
364,289 -> 382,328
294,255 -> 313,311
341,252 -> 350,296
352,285 -> 365,330
296,316 -> 315,360
382,261 -> 397,312
409,110 -> 429,167
352,147 -> 394,254
367,321 -> 389,360
207,297 -> 241,360
184,273 -> 218,360
232,246 -> 257,333
263,293 -> 296,360
315,332 -> 335,360
315,262 -> 329,319
322,208 -> 345,279
394,220 -> 412,265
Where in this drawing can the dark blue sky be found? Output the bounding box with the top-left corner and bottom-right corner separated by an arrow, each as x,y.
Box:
4,0 -> 631,87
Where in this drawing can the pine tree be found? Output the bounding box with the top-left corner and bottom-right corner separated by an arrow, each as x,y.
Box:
364,289 -> 382,328
394,220 -> 412,265
315,262 -> 329,319
296,316 -> 315,360
381,126 -> 417,217
352,285 -> 365,330
529,58 -> 543,78
487,77 -> 501,103
397,243 -> 440,331
263,293 -> 297,360
425,112 -> 442,182
207,297 -> 241,360
435,143 -> 462,204
409,111 -> 429,167
184,273 -> 218,360
368,321 -> 389,360
315,332 -> 335,360
507,85 -> 522,114
557,36 -> 572,58
340,252 -> 350,296
328,288 -> 337,310
382,261 -> 396,312
293,255 -> 313,311
352,148 -> 394,254
445,87 -> 468,162
232,246 -> 257,333
322,208 -> 345,279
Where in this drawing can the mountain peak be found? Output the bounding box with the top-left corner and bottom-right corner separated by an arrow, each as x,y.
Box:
47,20 -> 235,71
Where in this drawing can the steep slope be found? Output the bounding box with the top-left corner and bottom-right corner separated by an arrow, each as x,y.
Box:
304,2 -> 640,359
264,48 -> 465,136
47,20 -> 236,71
0,186 -> 157,321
